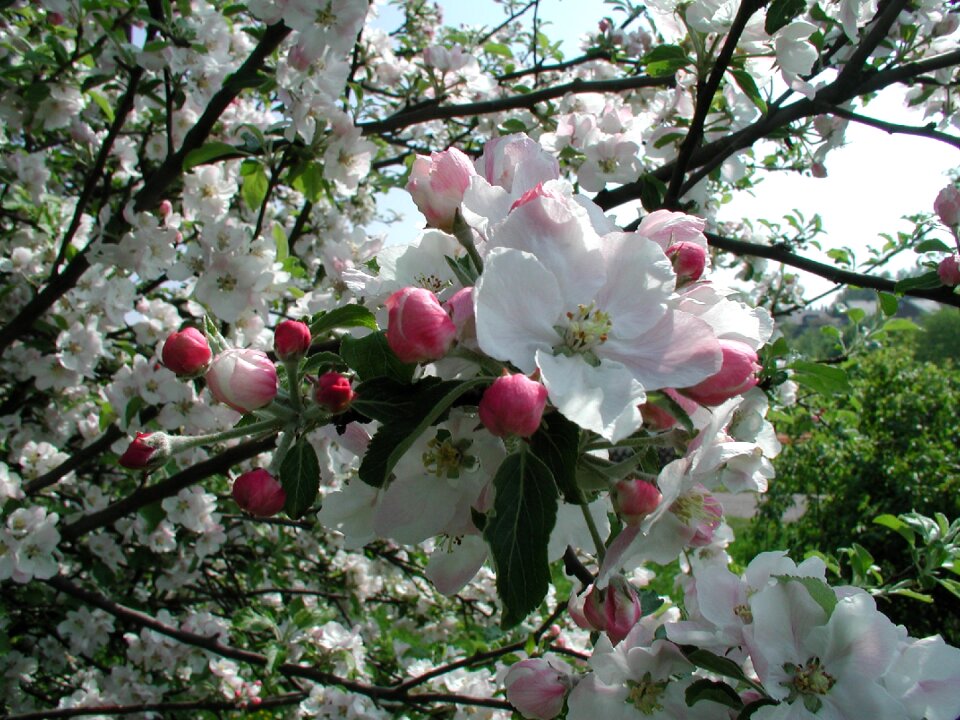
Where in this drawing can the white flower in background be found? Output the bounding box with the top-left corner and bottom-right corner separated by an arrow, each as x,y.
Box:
161,487 -> 219,534
775,21 -> 819,98
323,126 -> 376,194
37,84 -> 84,130
56,318 -> 105,379
0,463 -> 23,508
577,130 -> 644,192
182,164 -> 237,220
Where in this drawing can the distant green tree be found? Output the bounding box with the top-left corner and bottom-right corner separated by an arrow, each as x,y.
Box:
739,345 -> 960,641
914,308 -> 960,365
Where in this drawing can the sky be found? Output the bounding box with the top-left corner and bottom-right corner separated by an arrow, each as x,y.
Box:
371,0 -> 959,304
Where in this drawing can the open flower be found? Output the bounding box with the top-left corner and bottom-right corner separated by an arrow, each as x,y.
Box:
475,193 -> 721,441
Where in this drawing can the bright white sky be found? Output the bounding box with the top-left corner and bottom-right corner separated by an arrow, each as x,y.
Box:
371,1 -> 960,304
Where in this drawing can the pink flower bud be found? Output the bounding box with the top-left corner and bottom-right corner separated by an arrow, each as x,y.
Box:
478,372 -> 548,438
939,254 -> 960,287
613,478 -> 663,525
159,200 -> 173,217
205,348 -> 279,413
161,327 -> 212,376
314,371 -> 355,413
504,658 -> 572,720
385,287 -> 457,363
406,147 -> 476,231
572,578 -> 642,645
666,241 -> 707,285
935,185 -> 960,227
274,320 -> 311,361
232,469 -> 286,517
48,11 -> 64,25
681,339 -> 760,406
119,432 -> 170,470
810,161 -> 828,178
603,576 -> 644,645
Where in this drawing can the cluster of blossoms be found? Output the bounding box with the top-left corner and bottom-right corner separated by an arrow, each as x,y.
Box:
506,552 -> 960,720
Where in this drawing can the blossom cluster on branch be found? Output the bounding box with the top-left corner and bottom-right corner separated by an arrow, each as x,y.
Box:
0,0 -> 959,717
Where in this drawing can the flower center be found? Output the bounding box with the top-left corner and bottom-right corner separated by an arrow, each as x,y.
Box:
554,302 -> 612,366
625,674 -> 666,715
422,430 -> 476,480
783,657 -> 836,713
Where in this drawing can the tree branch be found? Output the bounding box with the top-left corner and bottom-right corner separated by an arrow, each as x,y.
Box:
358,75 -> 674,136
61,435 -> 276,541
704,231 -> 960,307
664,0 -> 768,206
826,106 -> 960,150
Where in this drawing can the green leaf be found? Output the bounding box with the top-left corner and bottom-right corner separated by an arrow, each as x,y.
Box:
301,351 -> 346,376
685,679 -> 744,710
86,89 -> 115,123
272,224 -> 288,262
684,648 -> 748,683
484,41 -> 513,58
124,396 -> 145,427
340,332 -> 414,384
845,306 -> 865,323
881,318 -> 919,332
874,513 -> 917,545
776,575 -> 837,619
500,118 -> 527,134
352,376 -> 447,424
529,412 -> 581,503
299,162 -> 325,203
484,449 -> 559,628
789,360 -> 850,395
765,0 -> 807,34
242,163 -> 269,211
913,238 -> 953,254
878,292 -> 898,316
642,44 -> 690,77
311,305 -> 378,338
183,141 -> 239,171
637,174 -> 668,212
895,270 -> 943,293
730,69 -> 767,114
890,588 -> 933,603
280,437 -> 321,518
937,577 -> 960,601
358,379 -> 486,488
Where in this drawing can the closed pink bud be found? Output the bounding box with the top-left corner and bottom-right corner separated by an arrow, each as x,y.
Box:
314,371 -> 355,413
810,161 -> 828,178
48,10 -> 64,24
406,147 -> 476,231
613,478 -> 662,525
205,348 -> 278,413
681,339 -> 760,406
119,432 -> 171,470
232,469 -> 286,517
603,576 -> 643,645
162,327 -> 212,376
938,254 -> 960,287
274,320 -> 311,361
934,185 -> 960,227
478,373 -> 548,438
385,287 -> 457,363
504,658 -> 572,720
666,241 -> 707,285
159,199 -> 173,217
